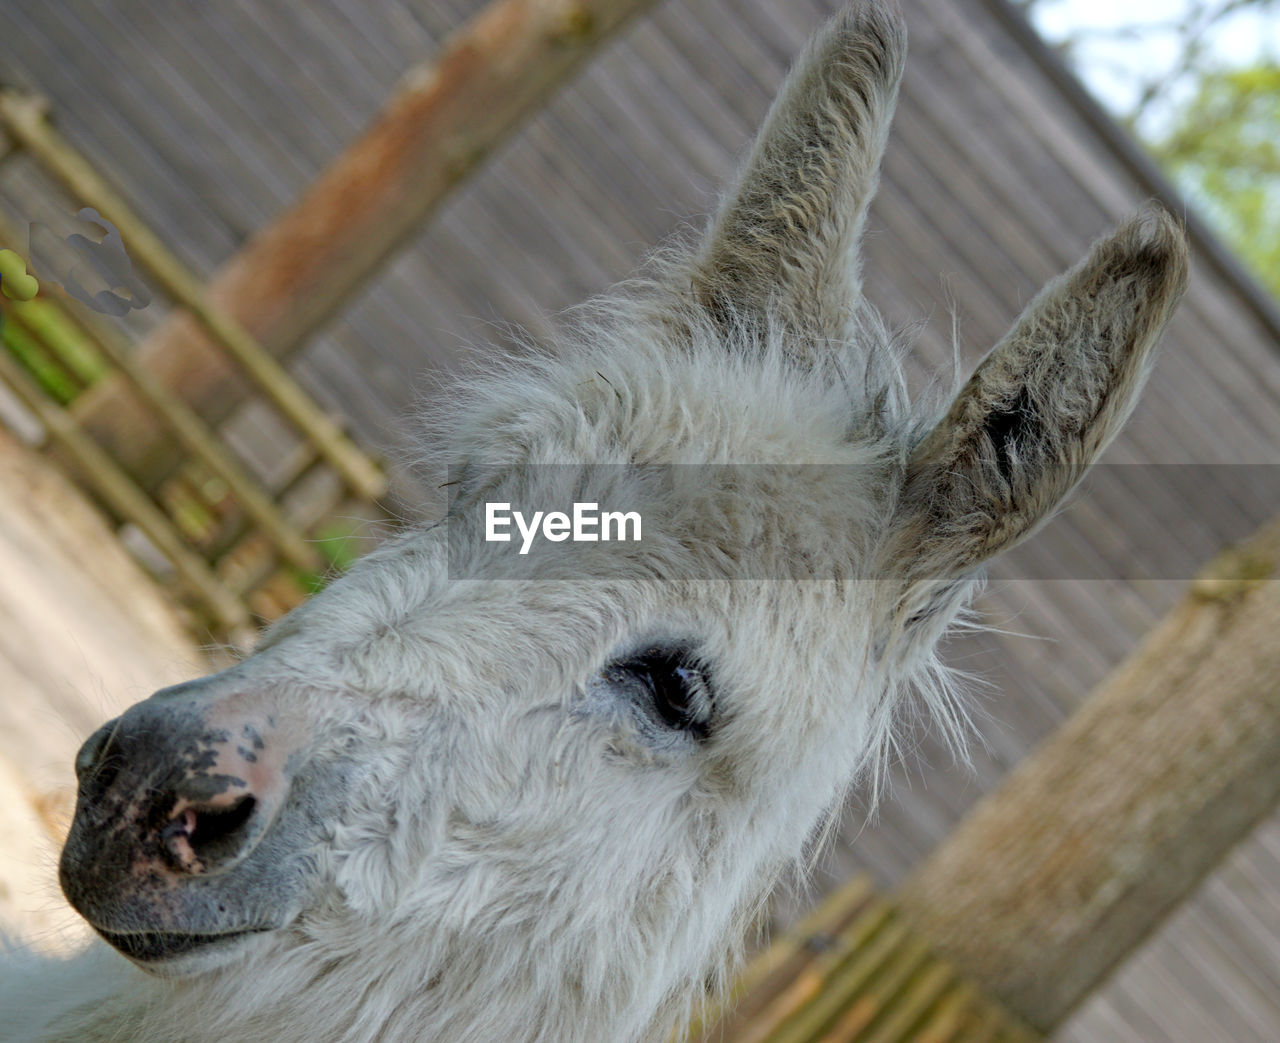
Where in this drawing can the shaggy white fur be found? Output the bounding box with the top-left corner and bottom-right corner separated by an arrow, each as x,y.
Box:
0,2 -> 1187,1041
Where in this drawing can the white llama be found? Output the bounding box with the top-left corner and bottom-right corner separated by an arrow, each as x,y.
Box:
0,2 -> 1187,1040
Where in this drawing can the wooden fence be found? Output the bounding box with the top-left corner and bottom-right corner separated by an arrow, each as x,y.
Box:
0,0 -> 659,644
690,876 -> 1040,1043
0,91 -> 388,643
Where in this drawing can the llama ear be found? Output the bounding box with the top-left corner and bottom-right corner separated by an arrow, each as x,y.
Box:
690,0 -> 906,347
895,206 -> 1189,582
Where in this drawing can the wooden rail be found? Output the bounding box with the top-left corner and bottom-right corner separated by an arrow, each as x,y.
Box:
39,0 -> 660,490
0,88 -> 387,504
0,0 -> 659,637
688,876 -> 1039,1043
0,0 -> 659,635
0,99 -> 389,637
0,215 -> 324,576
0,328 -> 252,637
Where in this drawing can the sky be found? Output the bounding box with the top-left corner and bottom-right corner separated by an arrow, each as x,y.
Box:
1027,0 -> 1280,135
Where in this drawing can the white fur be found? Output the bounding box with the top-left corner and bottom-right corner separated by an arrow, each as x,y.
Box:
0,3 -> 1187,1040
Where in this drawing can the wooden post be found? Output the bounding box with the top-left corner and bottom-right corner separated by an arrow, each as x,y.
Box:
894,517 -> 1280,1032
46,0 -> 657,485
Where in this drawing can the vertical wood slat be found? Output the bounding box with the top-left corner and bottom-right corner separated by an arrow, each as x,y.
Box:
0,215 -> 324,576
0,313 -> 251,636
688,879 -> 1040,1043
0,87 -> 387,503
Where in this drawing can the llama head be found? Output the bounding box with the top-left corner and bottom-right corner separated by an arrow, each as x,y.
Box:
59,2 -> 1187,1038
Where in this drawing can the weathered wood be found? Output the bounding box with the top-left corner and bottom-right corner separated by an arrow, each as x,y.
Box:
0,88 -> 387,503
894,516 -> 1280,1032
686,877 -> 1041,1043
0,215 -> 324,575
59,0 -> 657,486
0,317 -> 252,636
689,874 -> 879,1043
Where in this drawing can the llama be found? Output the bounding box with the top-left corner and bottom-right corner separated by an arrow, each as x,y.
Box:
0,2 -> 1187,1040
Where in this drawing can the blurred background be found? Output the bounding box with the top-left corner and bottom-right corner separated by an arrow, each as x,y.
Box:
0,1 -> 1276,1040
1027,0 -> 1279,298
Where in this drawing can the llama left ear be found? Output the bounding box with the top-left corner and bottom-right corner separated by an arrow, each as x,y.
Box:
690,1 -> 906,347
894,206 -> 1189,583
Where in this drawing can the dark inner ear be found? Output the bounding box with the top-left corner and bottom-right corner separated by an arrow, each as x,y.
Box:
892,206 -> 1188,588
984,384 -> 1039,485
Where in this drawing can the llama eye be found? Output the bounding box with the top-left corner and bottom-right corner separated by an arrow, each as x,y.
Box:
614,648 -> 713,740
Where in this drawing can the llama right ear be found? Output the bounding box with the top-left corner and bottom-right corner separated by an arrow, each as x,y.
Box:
690,1 -> 906,348
893,206 -> 1189,591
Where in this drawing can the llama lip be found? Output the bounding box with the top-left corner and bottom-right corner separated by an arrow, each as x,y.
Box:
96,925 -> 271,963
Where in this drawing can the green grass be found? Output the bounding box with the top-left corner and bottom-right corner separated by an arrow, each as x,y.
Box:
289,520 -> 367,594
0,299 -> 110,404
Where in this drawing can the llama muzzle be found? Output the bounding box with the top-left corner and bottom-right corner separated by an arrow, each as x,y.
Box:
58,682 -> 302,966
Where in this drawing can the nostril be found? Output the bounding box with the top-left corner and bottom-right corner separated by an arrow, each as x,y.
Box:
75,722 -> 124,794
190,795 -> 257,851
161,795 -> 259,874
75,723 -> 111,778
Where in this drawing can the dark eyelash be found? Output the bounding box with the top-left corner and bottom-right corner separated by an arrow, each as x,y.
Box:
615,647 -> 713,740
